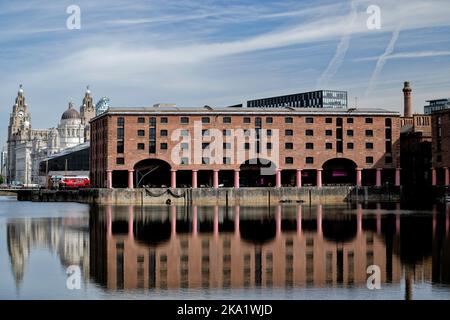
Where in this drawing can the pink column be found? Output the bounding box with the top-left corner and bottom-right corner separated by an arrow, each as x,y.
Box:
357,203 -> 363,235
276,205 -> 282,238
171,170 -> 177,189
192,206 -> 198,238
297,205 -> 302,236
376,168 -> 382,187
192,170 -> 198,189
445,167 -> 450,186
106,170 -> 112,189
171,206 -> 177,238
296,169 -> 302,188
316,169 -> 322,188
234,169 -> 240,189
213,205 -> 219,240
276,169 -> 282,188
395,168 -> 401,186
317,204 -> 323,237
128,205 -> 134,240
107,205 -> 112,239
234,206 -> 240,237
356,168 -> 362,187
213,170 -> 219,189
431,168 -> 437,186
128,170 -> 134,189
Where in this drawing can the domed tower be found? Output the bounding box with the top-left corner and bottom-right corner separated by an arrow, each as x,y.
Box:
57,102 -> 85,149
80,86 -> 95,141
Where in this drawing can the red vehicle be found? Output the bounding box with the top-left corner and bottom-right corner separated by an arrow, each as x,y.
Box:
59,176 -> 91,189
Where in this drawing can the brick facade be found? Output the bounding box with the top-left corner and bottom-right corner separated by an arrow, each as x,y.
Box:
431,109 -> 450,186
90,107 -> 401,188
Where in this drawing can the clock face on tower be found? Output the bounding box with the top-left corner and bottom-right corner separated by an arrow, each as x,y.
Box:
18,110 -> 24,118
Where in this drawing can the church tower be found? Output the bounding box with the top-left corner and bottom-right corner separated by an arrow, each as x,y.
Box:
80,86 -> 95,141
6,85 -> 31,183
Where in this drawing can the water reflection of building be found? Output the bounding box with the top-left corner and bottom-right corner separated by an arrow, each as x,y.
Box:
7,217 -> 90,288
89,204 -> 450,292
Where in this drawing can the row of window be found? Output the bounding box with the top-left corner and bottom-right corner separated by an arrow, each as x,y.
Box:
131,128 -> 380,137
116,156 -> 390,165
123,141 -> 377,153
118,116 -> 389,126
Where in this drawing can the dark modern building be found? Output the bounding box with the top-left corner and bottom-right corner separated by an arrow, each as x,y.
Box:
424,98 -> 450,115
38,142 -> 90,185
247,90 -> 348,109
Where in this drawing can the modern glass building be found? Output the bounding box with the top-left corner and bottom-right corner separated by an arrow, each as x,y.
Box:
247,90 -> 348,109
424,98 -> 450,115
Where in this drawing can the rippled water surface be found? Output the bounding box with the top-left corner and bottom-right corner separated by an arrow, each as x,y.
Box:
1,195 -> 449,300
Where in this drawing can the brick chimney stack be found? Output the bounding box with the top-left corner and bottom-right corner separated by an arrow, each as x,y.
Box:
403,81 -> 412,117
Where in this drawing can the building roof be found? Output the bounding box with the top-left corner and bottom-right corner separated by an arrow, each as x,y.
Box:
61,102 -> 81,120
42,142 -> 90,162
91,106 -> 399,122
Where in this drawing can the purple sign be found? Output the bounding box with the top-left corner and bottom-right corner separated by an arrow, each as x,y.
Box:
332,170 -> 347,177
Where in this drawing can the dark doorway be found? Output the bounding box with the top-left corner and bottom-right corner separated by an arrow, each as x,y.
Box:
322,158 -> 357,185
134,159 -> 171,187
240,158 -> 276,187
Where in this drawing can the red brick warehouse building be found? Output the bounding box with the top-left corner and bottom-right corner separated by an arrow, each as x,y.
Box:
90,106 -> 401,189
431,109 -> 450,186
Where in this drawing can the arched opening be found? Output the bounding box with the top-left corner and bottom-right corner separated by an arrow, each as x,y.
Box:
134,220 -> 172,246
322,158 -> 357,185
239,158 -> 276,187
134,159 -> 171,188
240,219 -> 276,244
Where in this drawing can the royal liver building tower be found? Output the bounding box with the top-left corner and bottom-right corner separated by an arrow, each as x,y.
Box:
6,85 -> 95,185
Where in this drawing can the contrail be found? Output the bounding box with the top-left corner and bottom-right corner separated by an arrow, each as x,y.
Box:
365,24 -> 402,97
316,0 -> 357,89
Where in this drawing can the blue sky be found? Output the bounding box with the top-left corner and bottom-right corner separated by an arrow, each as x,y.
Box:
1,0 -> 450,146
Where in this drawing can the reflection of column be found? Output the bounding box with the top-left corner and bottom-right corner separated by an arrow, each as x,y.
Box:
192,170 -> 198,189
316,169 -> 322,188
395,168 -> 401,187
445,167 -> 449,186
234,169 -> 240,189
128,205 -> 134,240
234,205 -> 240,237
171,206 -> 177,237
171,170 -> 177,189
357,203 -> 363,235
276,169 -> 281,188
107,205 -> 112,239
395,202 -> 401,234
432,205 -> 437,236
296,169 -> 302,188
317,204 -> 323,237
297,205 -> 302,236
214,205 -> 219,240
356,168 -> 362,187
213,170 -> 219,189
431,168 -> 437,186
376,168 -> 382,187
192,206 -> 198,238
128,170 -> 134,189
276,205 -> 282,238
106,170 -> 112,189
376,203 -> 381,235
446,205 -> 449,236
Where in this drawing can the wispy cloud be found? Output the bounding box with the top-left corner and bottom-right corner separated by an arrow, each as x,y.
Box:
357,50 -> 450,61
316,0 -> 357,89
365,24 -> 402,97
